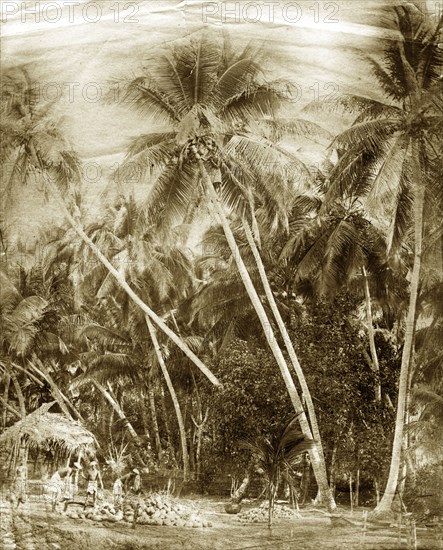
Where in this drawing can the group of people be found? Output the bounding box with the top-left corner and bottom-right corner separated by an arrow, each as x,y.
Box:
10,458 -> 143,513
44,459 -> 103,512
46,460 -> 143,512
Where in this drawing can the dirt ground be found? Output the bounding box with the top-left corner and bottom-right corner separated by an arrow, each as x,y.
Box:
1,496 -> 442,550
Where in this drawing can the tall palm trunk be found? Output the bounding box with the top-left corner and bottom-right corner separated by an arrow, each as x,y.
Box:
200,161 -> 335,511
45,179 -> 219,387
374,139 -> 424,514
145,315 -> 190,480
148,385 -> 163,462
92,379 -> 140,443
160,386 -> 176,466
242,220 -> 335,509
362,267 -> 382,402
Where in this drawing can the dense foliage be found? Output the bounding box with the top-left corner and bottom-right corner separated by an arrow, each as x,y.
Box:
1,2 -> 442,515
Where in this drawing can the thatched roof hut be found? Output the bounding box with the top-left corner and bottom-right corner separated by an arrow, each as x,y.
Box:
0,402 -> 96,472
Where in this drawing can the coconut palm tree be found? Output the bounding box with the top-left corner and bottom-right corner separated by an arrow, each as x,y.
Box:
279,186 -> 410,405
73,196 -> 202,478
310,4 -> 443,513
239,419 -> 314,527
0,67 -> 219,389
0,261 -> 81,421
116,31 -> 335,508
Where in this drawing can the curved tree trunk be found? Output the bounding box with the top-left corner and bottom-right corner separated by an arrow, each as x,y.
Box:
374,139 -> 424,515
242,219 -> 335,510
200,162 -> 335,511
145,315 -> 190,481
45,179 -> 220,388
362,267 -> 382,403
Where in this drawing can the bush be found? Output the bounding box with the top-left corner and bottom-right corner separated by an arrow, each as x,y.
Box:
404,462 -> 443,520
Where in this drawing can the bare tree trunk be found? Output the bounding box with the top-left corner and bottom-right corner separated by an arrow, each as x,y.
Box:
10,372 -> 26,418
148,386 -> 163,462
349,474 -> 354,514
375,479 -> 380,505
0,396 -> 21,419
355,468 -> 360,508
191,372 -> 208,480
28,360 -> 82,421
243,219 -> 335,510
2,373 -> 10,428
160,387 -> 176,466
362,267 -> 382,402
145,315 -> 190,481
329,442 -> 338,498
374,138 -> 424,515
300,456 -> 311,505
200,162 -> 335,511
92,380 -> 140,443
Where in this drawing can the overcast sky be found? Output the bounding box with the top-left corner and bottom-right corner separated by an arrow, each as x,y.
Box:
1,0 -> 438,245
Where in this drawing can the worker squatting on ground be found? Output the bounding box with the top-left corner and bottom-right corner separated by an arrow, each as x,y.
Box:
121,468 -> 142,496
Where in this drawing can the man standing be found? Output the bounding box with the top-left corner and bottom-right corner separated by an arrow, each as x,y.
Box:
83,461 -> 103,509
63,461 -> 82,512
11,462 -> 27,509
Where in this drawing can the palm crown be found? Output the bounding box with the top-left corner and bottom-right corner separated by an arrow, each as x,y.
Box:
321,5 -> 443,253
117,32 -> 327,233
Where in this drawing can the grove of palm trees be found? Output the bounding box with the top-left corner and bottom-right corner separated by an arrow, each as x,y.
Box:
1,1 -> 442,549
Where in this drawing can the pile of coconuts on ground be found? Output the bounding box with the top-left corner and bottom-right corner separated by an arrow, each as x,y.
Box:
65,493 -> 212,528
236,502 -> 301,523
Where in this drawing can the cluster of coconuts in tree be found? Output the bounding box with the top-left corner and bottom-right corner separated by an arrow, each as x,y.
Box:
184,135 -> 220,167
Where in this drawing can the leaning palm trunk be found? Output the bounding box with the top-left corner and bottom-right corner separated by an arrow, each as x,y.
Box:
242,220 -> 335,510
92,379 -> 141,443
200,161 -> 335,511
10,372 -> 26,418
29,361 -> 83,421
145,315 -> 190,481
374,139 -> 424,515
45,179 -> 219,387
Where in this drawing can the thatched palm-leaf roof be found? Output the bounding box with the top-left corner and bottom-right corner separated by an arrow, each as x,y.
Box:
0,402 -> 96,454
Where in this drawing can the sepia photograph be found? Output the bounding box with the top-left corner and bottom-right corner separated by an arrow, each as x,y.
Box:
0,1 -> 442,548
